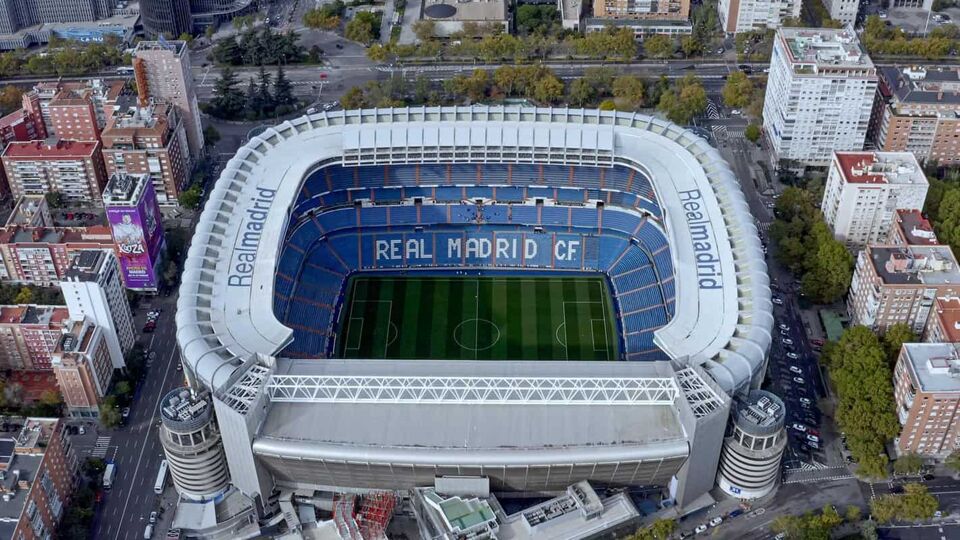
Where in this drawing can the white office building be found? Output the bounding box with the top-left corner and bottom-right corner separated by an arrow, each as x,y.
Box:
821,151 -> 928,250
822,0 -> 859,25
718,0 -> 801,33
762,26 -> 877,167
60,250 -> 134,368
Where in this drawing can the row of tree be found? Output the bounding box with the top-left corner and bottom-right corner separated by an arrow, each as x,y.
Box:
212,26 -> 305,66
863,16 -> 959,58
0,283 -> 64,305
923,166 -> 960,257
0,37 -> 127,78
57,458 -> 106,539
870,483 -> 939,523
625,518 -> 676,540
207,65 -> 297,120
770,505 -> 846,540
338,67 -> 708,125
768,187 -> 853,304
303,0 -> 346,30
820,326 -> 903,478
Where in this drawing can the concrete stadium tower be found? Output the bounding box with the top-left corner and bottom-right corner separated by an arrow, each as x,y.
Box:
716,390 -> 787,500
158,387 -> 230,499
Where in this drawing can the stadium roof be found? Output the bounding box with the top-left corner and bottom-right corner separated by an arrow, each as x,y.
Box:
177,107 -> 772,398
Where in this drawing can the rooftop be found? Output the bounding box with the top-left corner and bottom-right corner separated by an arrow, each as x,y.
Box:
778,26 -> 872,69
834,151 -> 926,186
902,342 -> 960,393
102,173 -> 148,206
891,210 -> 939,246
734,390 -> 785,433
931,296 -> 960,343
1,138 -> 99,159
64,250 -> 107,281
0,417 -> 59,537
868,244 -> 960,286
6,196 -> 50,228
422,0 -> 507,22
882,66 -> 960,107
134,40 -> 186,56
0,225 -> 113,245
0,305 -> 69,327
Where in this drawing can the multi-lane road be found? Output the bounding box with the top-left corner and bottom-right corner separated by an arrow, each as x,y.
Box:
90,292 -> 184,540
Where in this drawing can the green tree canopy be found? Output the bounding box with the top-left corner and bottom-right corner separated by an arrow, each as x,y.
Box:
870,483 -> 939,523
745,123 -> 761,142
345,12 -> 380,45
644,35 -> 676,58
612,75 -> 645,108
722,70 -> 754,108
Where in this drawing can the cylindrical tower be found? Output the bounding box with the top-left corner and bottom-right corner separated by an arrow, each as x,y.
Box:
159,387 -> 230,500
716,390 -> 787,500
141,0 -> 192,37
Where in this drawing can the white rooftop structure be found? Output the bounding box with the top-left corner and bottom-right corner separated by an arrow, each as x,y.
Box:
902,342 -> 960,393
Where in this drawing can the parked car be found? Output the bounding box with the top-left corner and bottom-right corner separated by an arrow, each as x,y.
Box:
728,509 -> 744,518
789,365 -> 803,374
772,297 -> 784,305
695,524 -> 708,534
799,397 -> 812,406
778,323 -> 790,331
786,352 -> 799,360
709,517 -> 723,527
791,423 -> 808,433
782,338 -> 794,346
793,377 -> 805,385
121,407 -> 131,420
811,338 -> 824,346
149,511 -> 158,524
806,433 -> 820,443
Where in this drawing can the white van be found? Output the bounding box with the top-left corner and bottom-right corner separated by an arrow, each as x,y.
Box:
144,524 -> 154,539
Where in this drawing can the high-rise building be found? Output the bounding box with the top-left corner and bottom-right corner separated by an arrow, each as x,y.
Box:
0,305 -> 70,371
140,0 -> 191,38
0,139 -> 107,205
893,342 -> 960,458
103,173 -> 166,291
60,250 -> 134,366
0,418 -> 78,539
886,209 -> 939,247
922,296 -> 960,343
0,0 -> 117,34
47,88 -> 101,142
717,0 -> 801,33
716,391 -> 786,500
875,67 -> 960,165
51,316 -> 116,417
28,79 -> 123,138
820,151 -> 928,251
158,388 -> 230,500
848,244 -> 960,334
762,27 -> 877,167
100,101 -> 190,206
134,40 -> 203,163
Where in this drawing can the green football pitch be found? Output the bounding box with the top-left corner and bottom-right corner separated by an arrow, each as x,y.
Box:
335,276 -> 620,361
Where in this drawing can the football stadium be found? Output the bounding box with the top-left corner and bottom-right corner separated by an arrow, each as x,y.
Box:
176,107 -> 773,524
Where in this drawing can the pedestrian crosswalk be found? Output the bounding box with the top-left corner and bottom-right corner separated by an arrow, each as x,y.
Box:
92,436 -> 111,458
705,100 -> 721,120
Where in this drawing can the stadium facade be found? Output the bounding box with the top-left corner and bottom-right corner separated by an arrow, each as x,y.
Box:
175,107 -> 773,526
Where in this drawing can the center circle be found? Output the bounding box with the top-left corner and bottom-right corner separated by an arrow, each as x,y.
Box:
453,318 -> 501,351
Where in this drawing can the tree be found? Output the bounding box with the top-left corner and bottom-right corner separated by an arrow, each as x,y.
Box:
303,7 -> 341,30
177,32 -> 194,46
39,389 -> 62,408
883,323 -> 917,366
413,19 -> 436,41
256,66 -> 273,116
893,453 -> 924,475
0,84 -> 22,116
178,185 -> 202,210
644,35 -> 676,59
44,191 -> 65,208
244,78 -> 259,119
722,70 -> 754,108
567,78 -> 595,107
657,74 -> 706,125
98,397 -> 121,428
204,26 -> 215,40
770,506 -> 843,540
946,450 -> 960,474
612,75 -> 645,108
341,86 -> 367,109
533,74 -> 564,104
800,225 -> 853,304
367,43 -> 389,62
210,67 -> 245,118
273,64 -> 295,109
745,123 -> 761,143
844,505 -> 862,523
599,99 -> 617,111
870,483 -> 939,523
861,519 -> 879,540
680,35 -> 704,57
14,287 -> 32,305
345,12 -> 379,45
203,126 -> 221,148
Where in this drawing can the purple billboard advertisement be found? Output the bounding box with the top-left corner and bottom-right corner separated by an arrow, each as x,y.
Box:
107,181 -> 165,290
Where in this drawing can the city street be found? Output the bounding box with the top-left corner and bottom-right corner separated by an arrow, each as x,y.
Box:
87,291 -> 185,540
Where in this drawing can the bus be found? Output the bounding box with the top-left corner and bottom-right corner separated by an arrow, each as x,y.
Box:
154,460 -> 169,495
103,463 -> 116,490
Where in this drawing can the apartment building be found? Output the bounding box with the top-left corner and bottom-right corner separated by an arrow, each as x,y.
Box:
886,209 -> 939,247
0,92 -> 45,145
875,66 -> 960,165
820,151 -> 928,250
100,101 -> 189,205
593,0 -> 689,20
47,89 -> 101,142
0,305 -> 70,371
762,27 -> 877,166
0,226 -> 115,286
27,79 -> 122,139
893,343 -> 960,458
847,244 -> 960,334
718,0 -> 801,33
922,296 -> 960,343
51,317 -> 115,417
0,417 -> 77,540
60,250 -> 134,364
134,41 -> 203,162
0,139 -> 107,205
